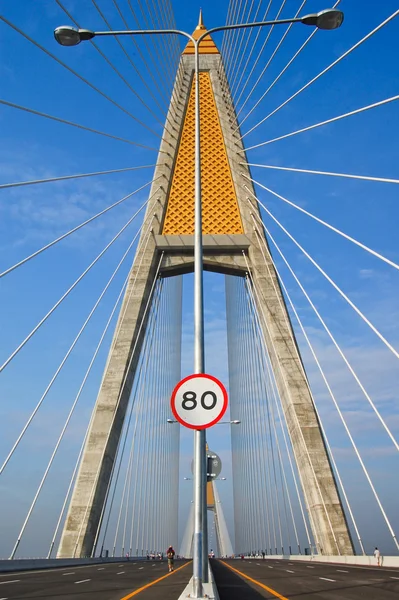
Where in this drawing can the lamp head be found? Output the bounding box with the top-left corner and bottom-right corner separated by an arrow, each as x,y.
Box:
301,9 -> 344,30
54,26 -> 95,46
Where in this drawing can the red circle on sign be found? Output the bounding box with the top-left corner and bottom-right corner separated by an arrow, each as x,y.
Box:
170,373 -> 228,430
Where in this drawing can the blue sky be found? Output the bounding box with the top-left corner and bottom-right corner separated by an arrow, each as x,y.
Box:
0,0 -> 398,558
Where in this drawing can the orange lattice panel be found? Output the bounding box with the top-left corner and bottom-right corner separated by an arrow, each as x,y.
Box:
162,72 -> 243,235
207,481 -> 215,507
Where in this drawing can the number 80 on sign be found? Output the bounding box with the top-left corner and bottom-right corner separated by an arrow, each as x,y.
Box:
170,374 -> 228,429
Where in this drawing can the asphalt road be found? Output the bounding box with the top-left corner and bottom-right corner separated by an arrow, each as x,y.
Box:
212,558 -> 399,599
0,559 -> 191,600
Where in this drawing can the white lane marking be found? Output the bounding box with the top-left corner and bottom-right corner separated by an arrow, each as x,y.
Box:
133,563 -> 137,565
307,566 -> 315,568
267,566 -> 273,569
117,571 -> 125,575
0,563 -> 107,578
337,569 -> 348,573
139,567 -> 144,570
286,570 -> 295,573
319,577 -> 336,582
0,597 -> 8,599
256,563 -> 260,566
62,572 -> 75,575
97,568 -> 105,571
119,565 -> 123,567
0,581 -> 20,585
75,579 -> 91,584
390,577 -> 399,580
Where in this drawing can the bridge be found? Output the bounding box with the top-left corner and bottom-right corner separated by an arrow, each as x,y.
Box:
0,0 -> 398,599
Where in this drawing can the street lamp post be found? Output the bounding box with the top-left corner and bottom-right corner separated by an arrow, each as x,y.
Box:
54,9 -> 343,597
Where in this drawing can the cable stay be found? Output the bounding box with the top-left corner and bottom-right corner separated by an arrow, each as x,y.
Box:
245,193 -> 399,453
251,220 -> 365,553
244,182 -> 399,359
77,219 -> 158,557
112,0 -> 173,109
234,0 -> 342,133
243,174 -> 399,272
111,290 -> 161,556
252,224 -> 376,556
235,29 -> 316,130
0,164 -> 158,191
0,99 -> 160,152
227,0 -> 259,94
238,9 -> 399,139
0,207 -> 153,483
228,0 -> 264,96
236,0 -> 306,120
224,0 -> 253,84
0,196 -> 150,376
233,0 -> 287,116
71,253 -> 164,557
0,16 -> 167,142
243,251 -> 340,554
243,162 -> 399,186
55,0 -> 173,137
242,94 -> 399,150
250,218 -> 399,551
47,241 -> 151,557
8,219 -> 147,559
89,0 -> 178,136
244,253 -> 316,552
226,0 -> 272,104
0,179 -> 163,279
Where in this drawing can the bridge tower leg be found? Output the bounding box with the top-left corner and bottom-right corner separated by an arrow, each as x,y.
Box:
58,14 -> 354,558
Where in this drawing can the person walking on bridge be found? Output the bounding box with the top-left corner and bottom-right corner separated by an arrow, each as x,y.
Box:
167,545 -> 175,572
374,547 -> 381,566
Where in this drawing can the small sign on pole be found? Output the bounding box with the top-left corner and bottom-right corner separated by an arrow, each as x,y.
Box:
170,374 -> 228,430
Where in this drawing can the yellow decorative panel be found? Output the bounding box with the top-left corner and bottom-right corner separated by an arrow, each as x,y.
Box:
162,72 -> 243,235
207,481 -> 215,507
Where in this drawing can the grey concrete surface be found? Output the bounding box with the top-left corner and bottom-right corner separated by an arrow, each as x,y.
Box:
212,558 -> 399,599
0,557 -> 134,573
0,558 -> 191,599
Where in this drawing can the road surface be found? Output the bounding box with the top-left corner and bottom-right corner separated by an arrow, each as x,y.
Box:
0,559 -> 191,600
212,557 -> 399,599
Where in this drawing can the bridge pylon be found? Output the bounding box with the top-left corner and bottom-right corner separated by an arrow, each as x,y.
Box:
57,14 -> 354,558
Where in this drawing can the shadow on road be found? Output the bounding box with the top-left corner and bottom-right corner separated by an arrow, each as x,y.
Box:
211,560 -> 268,599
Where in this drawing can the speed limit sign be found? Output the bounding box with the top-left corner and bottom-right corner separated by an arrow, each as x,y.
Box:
170,374 -> 228,430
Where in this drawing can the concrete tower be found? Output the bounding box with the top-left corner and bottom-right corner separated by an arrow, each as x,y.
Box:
58,14 -> 354,558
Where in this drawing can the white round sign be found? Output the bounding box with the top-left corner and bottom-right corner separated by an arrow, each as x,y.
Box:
170,374 -> 228,430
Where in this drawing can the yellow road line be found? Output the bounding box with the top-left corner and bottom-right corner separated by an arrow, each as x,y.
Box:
220,560 -> 290,600
120,561 -> 192,600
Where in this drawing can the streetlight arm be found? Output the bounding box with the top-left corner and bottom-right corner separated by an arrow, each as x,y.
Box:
201,17 -> 303,41
54,26 -> 194,47
82,28 -> 193,42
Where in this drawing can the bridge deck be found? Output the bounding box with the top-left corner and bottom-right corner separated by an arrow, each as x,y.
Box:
211,558 -> 399,599
0,559 -> 191,600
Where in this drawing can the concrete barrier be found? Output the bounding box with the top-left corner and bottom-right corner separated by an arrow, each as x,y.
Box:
243,554 -> 399,568
0,556 -> 144,573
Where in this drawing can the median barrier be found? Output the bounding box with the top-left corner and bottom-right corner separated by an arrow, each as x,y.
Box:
178,560 -> 219,600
